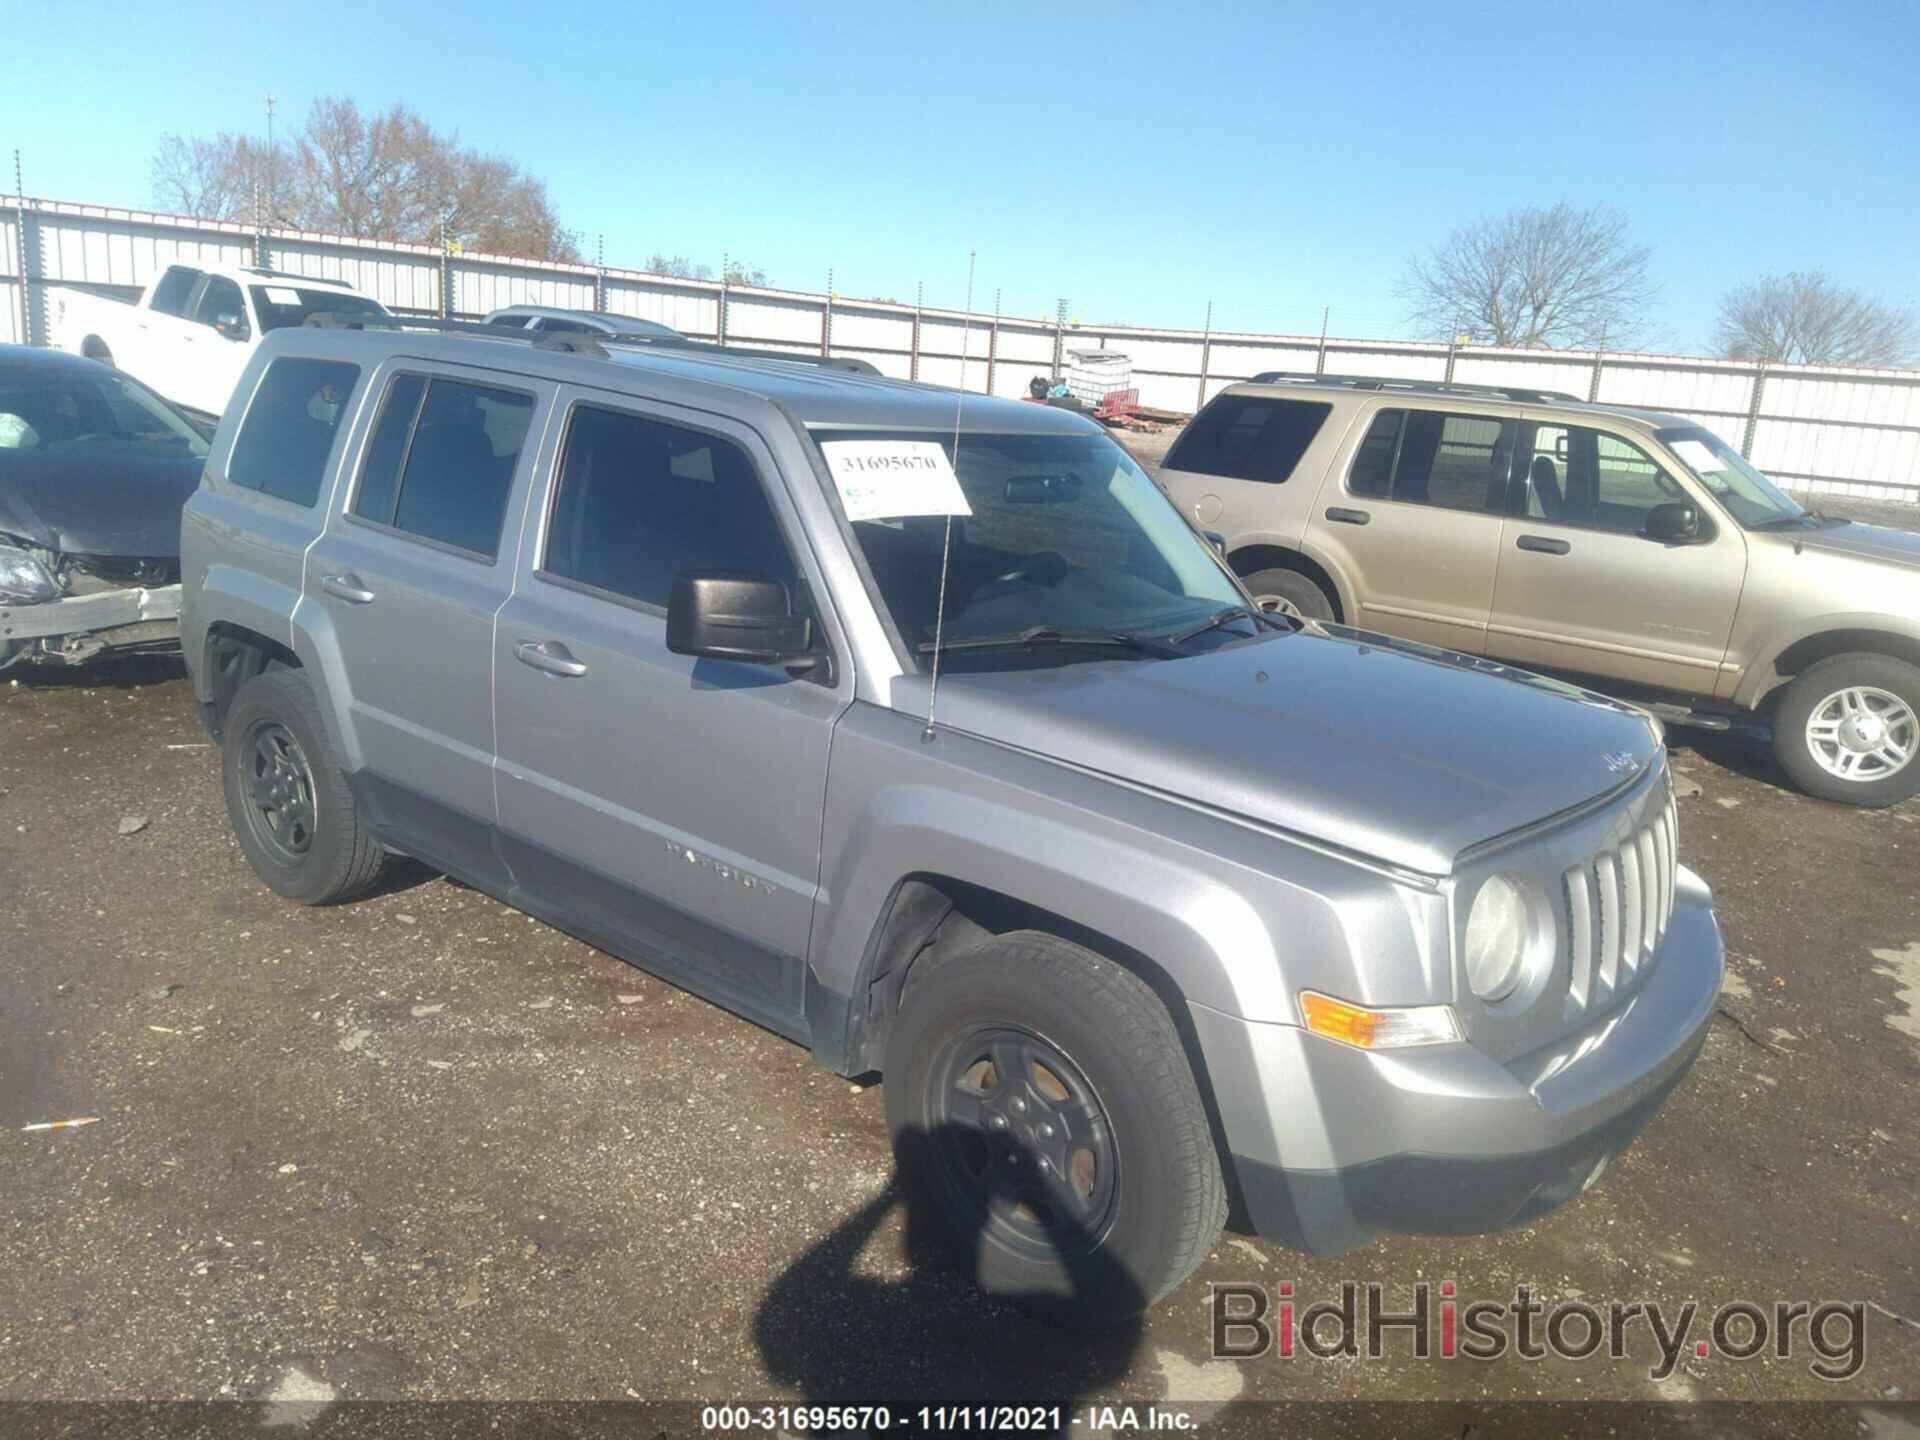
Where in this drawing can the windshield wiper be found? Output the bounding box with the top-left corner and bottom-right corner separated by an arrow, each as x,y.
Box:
917,625 -> 1183,658
1749,512 -> 1817,531
1167,605 -> 1284,647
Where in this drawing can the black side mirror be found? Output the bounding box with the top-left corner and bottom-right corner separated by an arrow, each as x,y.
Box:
666,572 -> 816,670
1645,502 -> 1701,543
1202,529 -> 1227,556
213,314 -> 249,341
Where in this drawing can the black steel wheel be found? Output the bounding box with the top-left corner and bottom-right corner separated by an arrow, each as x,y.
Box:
237,718 -> 319,863
885,931 -> 1226,1323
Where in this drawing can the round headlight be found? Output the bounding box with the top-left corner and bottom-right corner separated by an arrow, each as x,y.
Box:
1464,874 -> 1533,1002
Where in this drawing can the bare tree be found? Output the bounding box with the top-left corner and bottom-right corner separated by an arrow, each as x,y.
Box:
150,98 -> 579,261
644,254 -> 768,286
150,133 -> 288,222
1714,271 -> 1919,368
1402,204 -> 1657,349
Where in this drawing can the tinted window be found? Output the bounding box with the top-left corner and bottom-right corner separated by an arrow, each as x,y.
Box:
1166,397 -> 1331,483
1347,408 -> 1514,514
532,317 -> 596,334
192,275 -> 248,334
352,374 -> 428,526
1523,425 -> 1689,535
248,286 -> 389,334
352,377 -> 532,559
227,358 -> 360,507
543,405 -> 795,609
149,267 -> 200,317
487,314 -> 533,328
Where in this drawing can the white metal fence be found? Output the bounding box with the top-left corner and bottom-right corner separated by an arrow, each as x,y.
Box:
7,193 -> 1917,503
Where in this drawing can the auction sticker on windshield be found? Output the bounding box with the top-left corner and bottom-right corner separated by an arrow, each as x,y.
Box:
820,439 -> 972,522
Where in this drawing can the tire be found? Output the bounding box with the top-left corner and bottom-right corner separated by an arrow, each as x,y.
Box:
221,668 -> 391,904
1240,566 -> 1335,622
884,931 -> 1226,1324
1771,653 -> 1920,807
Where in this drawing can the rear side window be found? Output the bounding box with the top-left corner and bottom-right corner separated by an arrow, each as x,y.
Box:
1165,397 -> 1331,483
227,358 -> 360,507
1347,408 -> 1516,515
149,267 -> 200,317
351,374 -> 533,560
541,404 -> 796,609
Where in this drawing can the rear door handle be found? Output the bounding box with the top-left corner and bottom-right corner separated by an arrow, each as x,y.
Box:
1516,534 -> 1571,556
1325,506 -> 1371,526
515,640 -> 589,678
320,573 -> 376,604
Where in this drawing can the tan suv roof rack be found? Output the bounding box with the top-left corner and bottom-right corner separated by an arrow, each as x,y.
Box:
1246,371 -> 1583,405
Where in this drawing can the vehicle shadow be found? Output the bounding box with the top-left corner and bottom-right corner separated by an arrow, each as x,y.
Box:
752,1123 -> 1145,1414
2,651 -> 188,692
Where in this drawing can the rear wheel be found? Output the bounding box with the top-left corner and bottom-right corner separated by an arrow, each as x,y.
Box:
884,931 -> 1226,1324
1241,566 -> 1335,622
222,669 -> 391,903
1772,653 -> 1920,807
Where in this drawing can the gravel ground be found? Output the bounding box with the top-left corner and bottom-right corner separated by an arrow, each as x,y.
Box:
1,448 -> 1918,1424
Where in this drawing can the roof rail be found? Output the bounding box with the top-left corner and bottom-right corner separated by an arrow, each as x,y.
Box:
1246,371 -> 1583,404
336,314 -> 883,376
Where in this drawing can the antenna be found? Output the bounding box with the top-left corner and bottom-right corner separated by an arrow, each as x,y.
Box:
921,249 -> 976,744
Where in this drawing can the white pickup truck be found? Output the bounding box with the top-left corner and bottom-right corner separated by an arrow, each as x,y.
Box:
50,263 -> 393,419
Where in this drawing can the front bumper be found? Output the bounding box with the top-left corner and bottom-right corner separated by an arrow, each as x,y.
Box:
1,582 -> 184,652
1190,866 -> 1723,1254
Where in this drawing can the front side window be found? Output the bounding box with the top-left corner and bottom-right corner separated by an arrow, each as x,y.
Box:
542,404 -> 796,609
816,428 -> 1247,671
192,276 -> 248,336
1164,397 -> 1331,483
351,374 -> 532,559
148,267 -> 200,317
0,368 -> 208,459
1522,425 -> 1692,535
227,358 -> 360,506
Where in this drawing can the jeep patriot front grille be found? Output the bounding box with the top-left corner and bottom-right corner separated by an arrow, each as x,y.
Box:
1562,789 -> 1678,1015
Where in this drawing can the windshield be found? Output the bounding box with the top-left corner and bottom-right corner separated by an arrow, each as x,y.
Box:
0,368 -> 210,460
249,285 -> 391,334
1656,428 -> 1806,529
815,428 -> 1250,671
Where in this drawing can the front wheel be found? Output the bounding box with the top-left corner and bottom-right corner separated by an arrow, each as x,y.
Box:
1771,653 -> 1920,807
884,932 -> 1226,1324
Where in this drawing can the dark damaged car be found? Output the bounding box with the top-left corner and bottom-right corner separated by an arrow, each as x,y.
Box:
0,346 -> 206,673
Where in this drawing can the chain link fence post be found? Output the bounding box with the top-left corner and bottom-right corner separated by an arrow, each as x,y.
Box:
1741,364 -> 1768,459
986,289 -> 1000,396
1195,300 -> 1214,412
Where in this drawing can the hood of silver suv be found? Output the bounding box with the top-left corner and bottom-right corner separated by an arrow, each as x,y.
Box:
927,630 -> 1659,875
1794,521 -> 1920,572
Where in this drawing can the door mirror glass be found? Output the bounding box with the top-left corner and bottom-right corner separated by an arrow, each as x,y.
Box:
666,572 -> 814,668
1644,501 -> 1701,543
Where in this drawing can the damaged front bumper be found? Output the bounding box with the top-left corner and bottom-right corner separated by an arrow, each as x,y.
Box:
0,583 -> 184,667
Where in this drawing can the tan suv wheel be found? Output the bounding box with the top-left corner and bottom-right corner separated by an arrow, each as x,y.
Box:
1772,654 -> 1920,808
1242,567 -> 1335,622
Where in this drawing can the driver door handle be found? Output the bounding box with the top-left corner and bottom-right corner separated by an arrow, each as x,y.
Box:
1516,534 -> 1572,556
320,573 -> 376,604
515,640 -> 589,678
1325,506 -> 1371,526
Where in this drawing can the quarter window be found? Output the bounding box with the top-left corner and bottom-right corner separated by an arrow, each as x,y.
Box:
1163,397 -> 1331,483
1347,409 -> 1516,514
351,374 -> 533,559
541,404 -> 796,609
227,358 -> 360,507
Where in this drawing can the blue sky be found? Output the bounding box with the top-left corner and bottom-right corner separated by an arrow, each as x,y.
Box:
7,0 -> 1916,353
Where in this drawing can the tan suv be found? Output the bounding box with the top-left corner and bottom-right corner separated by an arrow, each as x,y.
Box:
1158,373 -> 1920,806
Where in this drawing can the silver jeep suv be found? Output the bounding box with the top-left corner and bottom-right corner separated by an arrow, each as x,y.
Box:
179,328 -> 1723,1320
1158,373 -> 1920,807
